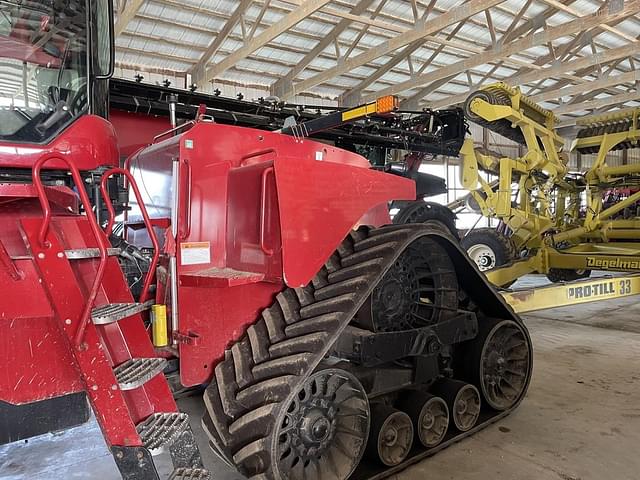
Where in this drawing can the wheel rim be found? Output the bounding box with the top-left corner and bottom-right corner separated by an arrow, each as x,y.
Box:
466,243 -> 496,271
274,369 -> 369,480
418,397 -> 449,448
453,385 -> 481,431
376,411 -> 413,466
480,320 -> 531,411
371,255 -> 419,331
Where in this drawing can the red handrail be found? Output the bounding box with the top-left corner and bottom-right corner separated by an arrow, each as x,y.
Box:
32,155 -> 109,347
259,167 -> 275,255
100,168 -> 160,304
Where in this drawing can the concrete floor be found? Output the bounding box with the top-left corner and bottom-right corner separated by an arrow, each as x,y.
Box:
1,275 -> 639,480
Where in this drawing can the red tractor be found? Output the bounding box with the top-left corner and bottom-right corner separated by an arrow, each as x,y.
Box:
0,1 -> 533,480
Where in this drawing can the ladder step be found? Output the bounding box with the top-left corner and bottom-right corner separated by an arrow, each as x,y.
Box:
114,358 -> 167,390
65,247 -> 121,259
136,412 -> 190,454
168,468 -> 211,480
91,301 -> 152,325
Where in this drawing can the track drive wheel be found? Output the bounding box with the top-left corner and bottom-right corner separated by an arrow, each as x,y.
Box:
461,228 -> 517,273
400,392 -> 449,448
366,405 -> 414,467
546,268 -> 591,283
356,237 -> 458,332
273,369 -> 370,480
433,380 -> 481,432
462,318 -> 532,411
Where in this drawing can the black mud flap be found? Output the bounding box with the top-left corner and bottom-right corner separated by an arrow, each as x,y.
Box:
0,392 -> 90,445
112,446 -> 160,480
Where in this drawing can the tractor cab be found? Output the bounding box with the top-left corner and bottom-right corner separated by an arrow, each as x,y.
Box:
0,0 -> 115,171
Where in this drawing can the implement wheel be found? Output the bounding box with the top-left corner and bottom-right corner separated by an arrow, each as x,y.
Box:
461,228 -> 517,273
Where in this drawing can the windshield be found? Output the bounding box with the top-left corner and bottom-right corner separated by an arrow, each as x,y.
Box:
0,0 -> 89,144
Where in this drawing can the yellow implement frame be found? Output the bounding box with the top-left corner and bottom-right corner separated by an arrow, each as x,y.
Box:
502,273 -> 640,313
461,83 -> 640,288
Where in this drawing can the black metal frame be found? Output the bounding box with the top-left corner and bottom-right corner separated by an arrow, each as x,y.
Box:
333,311 -> 478,367
108,78 -> 467,158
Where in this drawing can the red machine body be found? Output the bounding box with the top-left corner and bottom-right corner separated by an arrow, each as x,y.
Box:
0,114 -> 119,170
0,117 -> 414,413
127,121 -> 414,385
0,115 -> 177,447
0,115 -> 118,405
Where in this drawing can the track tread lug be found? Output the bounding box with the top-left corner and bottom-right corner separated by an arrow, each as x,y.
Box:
313,276 -> 370,301
251,352 -> 315,382
214,352 -> 241,418
276,290 -> 300,325
262,308 -> 286,343
247,323 -> 270,364
293,286 -> 315,307
231,339 -> 254,389
268,332 -> 328,357
236,376 -> 294,412
327,257 -> 385,283
325,253 -> 342,274
311,267 -> 330,289
232,439 -> 270,477
226,404 -> 279,454
340,243 -> 396,267
298,293 -> 356,318
284,312 -> 342,337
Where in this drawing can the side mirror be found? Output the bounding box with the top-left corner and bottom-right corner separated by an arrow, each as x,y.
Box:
93,0 -> 114,79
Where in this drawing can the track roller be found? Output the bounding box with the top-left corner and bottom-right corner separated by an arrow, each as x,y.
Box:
432,380 -> 481,432
366,405 -> 414,467
399,392 -> 449,448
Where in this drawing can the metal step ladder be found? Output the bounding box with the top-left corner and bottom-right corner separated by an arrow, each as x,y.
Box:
92,301 -> 154,325
26,159 -> 209,480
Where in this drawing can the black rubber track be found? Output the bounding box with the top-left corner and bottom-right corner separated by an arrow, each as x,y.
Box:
201,224 -> 529,480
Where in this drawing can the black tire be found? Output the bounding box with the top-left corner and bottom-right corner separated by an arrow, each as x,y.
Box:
393,201 -> 458,240
546,268 -> 591,283
460,228 -> 517,273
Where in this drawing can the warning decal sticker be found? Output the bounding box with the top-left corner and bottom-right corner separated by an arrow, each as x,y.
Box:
180,241 -> 211,266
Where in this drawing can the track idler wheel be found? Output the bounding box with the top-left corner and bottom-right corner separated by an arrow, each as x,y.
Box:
366,405 -> 414,466
273,368 -> 370,480
400,392 -> 449,448
464,318 -> 532,411
433,380 -> 481,432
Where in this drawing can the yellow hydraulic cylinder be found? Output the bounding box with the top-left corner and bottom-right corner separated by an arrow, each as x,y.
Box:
151,304 -> 169,347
